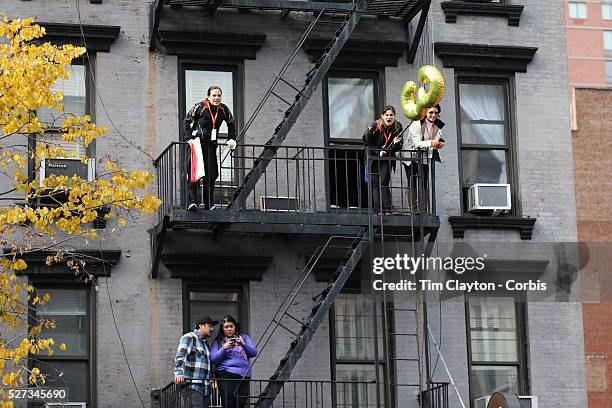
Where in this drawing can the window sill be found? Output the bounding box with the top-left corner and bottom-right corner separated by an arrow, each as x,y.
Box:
440,1 -> 524,26
448,215 -> 536,240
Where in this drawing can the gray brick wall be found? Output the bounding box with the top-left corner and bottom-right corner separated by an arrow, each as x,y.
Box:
1,1 -> 587,407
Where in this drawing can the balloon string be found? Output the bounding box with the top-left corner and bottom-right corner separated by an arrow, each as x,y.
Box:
430,4 -> 435,66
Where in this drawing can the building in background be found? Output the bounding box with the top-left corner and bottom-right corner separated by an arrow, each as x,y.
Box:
0,1 -> 589,407
566,2 -> 612,407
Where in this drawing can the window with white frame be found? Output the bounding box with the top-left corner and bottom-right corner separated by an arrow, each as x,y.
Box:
606,61 -> 612,83
602,1 -> 612,20
568,2 -> 587,19
604,31 -> 612,53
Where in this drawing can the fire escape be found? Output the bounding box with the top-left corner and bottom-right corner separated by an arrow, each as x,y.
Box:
150,1 -> 446,407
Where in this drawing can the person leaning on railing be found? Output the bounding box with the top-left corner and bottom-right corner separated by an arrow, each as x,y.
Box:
402,104 -> 445,212
210,315 -> 257,408
174,316 -> 219,408
363,105 -> 404,216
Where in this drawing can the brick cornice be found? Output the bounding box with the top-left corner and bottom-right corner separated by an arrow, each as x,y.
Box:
440,1 -> 524,26
448,215 -> 537,240
37,22 -> 120,52
434,42 -> 537,72
158,30 -> 266,60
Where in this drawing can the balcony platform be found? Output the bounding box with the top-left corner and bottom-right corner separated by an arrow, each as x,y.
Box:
151,142 -> 440,277
167,208 -> 438,231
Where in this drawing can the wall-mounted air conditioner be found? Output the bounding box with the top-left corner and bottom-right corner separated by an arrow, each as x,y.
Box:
468,183 -> 511,212
39,158 -> 96,187
45,403 -> 86,408
259,196 -> 300,211
474,395 -> 538,408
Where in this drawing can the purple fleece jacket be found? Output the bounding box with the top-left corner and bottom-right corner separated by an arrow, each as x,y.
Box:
210,334 -> 257,377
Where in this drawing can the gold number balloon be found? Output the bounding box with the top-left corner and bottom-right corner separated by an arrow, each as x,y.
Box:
400,65 -> 446,121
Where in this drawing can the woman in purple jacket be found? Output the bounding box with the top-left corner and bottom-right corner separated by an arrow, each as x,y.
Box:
210,315 -> 257,408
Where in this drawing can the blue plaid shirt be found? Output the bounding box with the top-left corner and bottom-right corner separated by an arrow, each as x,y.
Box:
174,330 -> 212,395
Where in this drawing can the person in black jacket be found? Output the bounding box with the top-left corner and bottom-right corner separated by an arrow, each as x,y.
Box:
184,86 -> 237,211
363,105 -> 403,215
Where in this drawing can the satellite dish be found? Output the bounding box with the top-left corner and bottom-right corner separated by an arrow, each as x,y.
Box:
487,392 -> 522,408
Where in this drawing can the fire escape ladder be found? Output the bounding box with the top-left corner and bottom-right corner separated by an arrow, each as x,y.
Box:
248,231 -> 368,408
224,7 -> 363,212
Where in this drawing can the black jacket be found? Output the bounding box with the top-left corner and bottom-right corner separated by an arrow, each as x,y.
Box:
363,120 -> 404,153
183,100 -> 236,143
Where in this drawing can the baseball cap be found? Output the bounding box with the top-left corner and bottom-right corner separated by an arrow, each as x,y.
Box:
195,316 -> 219,327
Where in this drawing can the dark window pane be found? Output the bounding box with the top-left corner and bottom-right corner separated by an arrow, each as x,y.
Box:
461,150 -> 507,185
37,289 -> 88,357
188,289 -> 241,335
34,360 -> 88,402
328,149 -> 366,209
334,293 -> 383,360
459,83 -> 506,145
190,291 -> 240,302
328,78 -> 374,140
470,365 -> 519,401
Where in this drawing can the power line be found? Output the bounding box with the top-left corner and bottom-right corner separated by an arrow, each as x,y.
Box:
98,238 -> 147,408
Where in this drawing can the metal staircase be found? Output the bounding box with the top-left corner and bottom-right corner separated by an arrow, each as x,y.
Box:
247,231 -> 368,408
224,6 -> 363,212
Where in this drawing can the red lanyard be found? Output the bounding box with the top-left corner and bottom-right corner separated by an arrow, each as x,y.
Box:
382,127 -> 393,148
205,101 -> 220,128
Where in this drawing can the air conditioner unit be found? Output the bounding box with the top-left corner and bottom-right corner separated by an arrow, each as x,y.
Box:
474,395 -> 538,408
468,183 -> 511,212
39,158 -> 96,187
45,403 -> 86,408
259,196 -> 300,211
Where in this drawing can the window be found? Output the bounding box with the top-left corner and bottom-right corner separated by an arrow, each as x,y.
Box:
37,63 -> 90,158
184,285 -> 247,335
457,77 -> 515,213
30,285 -> 94,406
326,76 -> 376,142
31,61 -> 94,205
181,66 -> 240,189
605,31 -> 612,53
324,72 -> 380,209
568,2 -> 587,19
602,1 -> 612,20
331,293 -> 386,408
466,296 -> 527,406
606,61 -> 612,83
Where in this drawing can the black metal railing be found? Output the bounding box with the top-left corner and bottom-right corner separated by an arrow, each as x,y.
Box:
153,142 -> 436,222
420,382 -> 449,408
151,378 -> 380,408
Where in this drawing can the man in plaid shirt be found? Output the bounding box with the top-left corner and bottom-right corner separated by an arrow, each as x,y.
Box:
175,316 -> 218,408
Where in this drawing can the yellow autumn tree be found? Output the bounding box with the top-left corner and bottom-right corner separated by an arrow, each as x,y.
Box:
0,16 -> 160,405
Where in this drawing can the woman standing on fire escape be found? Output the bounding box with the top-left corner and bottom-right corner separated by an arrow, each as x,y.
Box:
363,105 -> 404,215
184,86 -> 237,211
